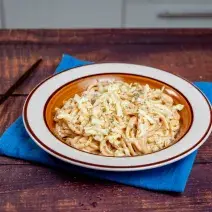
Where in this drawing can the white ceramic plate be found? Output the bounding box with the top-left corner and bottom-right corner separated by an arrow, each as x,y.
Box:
23,63 -> 212,171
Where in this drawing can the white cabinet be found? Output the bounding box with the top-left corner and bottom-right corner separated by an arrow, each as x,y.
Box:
138,0 -> 212,3
3,0 -> 122,28
125,0 -> 212,28
0,0 -> 3,28
1,0 -> 212,28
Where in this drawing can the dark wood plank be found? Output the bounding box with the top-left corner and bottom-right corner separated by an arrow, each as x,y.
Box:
0,97 -> 24,134
0,44 -> 57,94
0,58 -> 42,105
0,43 -> 212,94
0,157 -> 30,165
1,29 -> 212,44
0,164 -> 211,212
0,97 -> 211,164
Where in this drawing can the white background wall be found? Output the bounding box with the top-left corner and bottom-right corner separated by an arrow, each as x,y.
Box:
0,0 -> 212,28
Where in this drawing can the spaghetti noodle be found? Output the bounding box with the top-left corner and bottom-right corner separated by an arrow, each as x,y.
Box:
54,80 -> 184,156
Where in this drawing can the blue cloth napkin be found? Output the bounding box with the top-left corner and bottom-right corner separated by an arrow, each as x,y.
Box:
0,54 -> 211,193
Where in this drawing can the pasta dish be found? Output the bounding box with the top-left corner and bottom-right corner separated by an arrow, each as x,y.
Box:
54,80 -> 184,156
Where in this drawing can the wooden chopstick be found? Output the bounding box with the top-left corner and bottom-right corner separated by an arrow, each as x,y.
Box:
0,58 -> 42,105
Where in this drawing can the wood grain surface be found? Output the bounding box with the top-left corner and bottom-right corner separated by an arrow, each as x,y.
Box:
0,29 -> 212,212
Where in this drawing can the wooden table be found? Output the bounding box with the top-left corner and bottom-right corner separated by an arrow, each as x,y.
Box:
0,29 -> 212,212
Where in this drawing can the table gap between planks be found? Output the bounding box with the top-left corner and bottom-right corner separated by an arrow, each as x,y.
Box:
0,29 -> 212,212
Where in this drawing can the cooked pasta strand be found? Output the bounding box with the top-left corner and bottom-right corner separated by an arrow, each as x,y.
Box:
54,81 -> 184,156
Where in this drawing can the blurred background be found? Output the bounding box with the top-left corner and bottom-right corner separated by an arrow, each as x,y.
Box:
0,0 -> 212,29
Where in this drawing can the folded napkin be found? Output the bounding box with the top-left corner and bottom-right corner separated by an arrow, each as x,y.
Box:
0,54 -> 211,193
